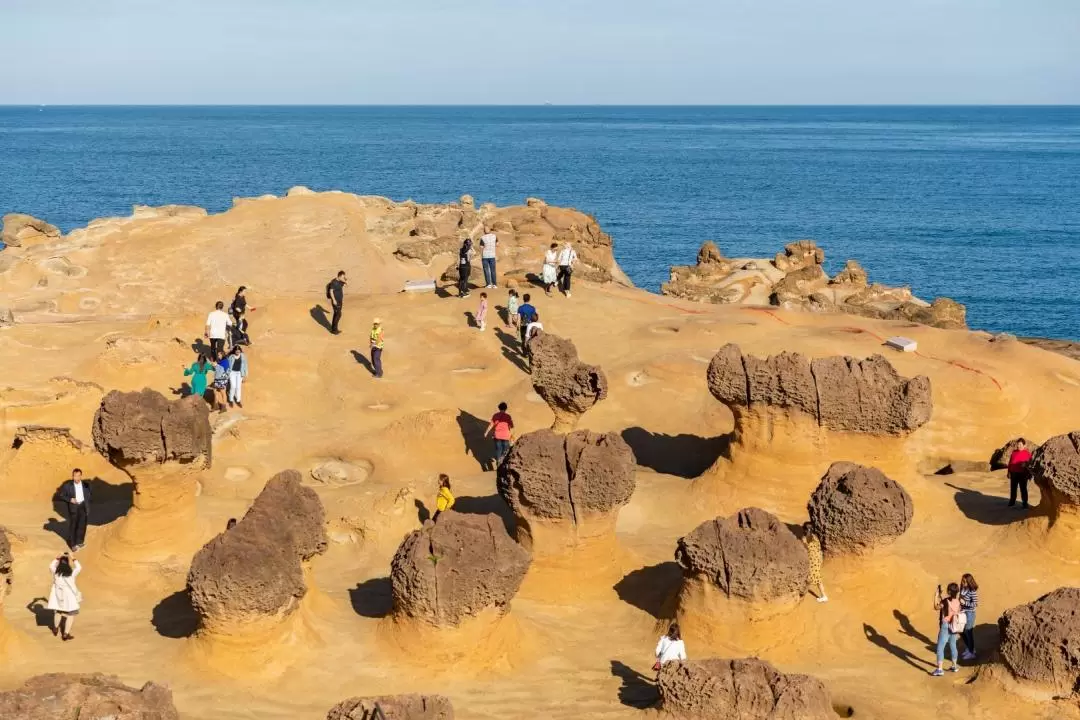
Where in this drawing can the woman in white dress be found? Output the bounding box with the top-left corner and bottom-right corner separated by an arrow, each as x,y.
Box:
47,552 -> 82,641
541,243 -> 559,296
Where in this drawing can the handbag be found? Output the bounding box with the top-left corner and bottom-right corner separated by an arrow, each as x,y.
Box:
64,576 -> 83,605
652,661 -> 662,672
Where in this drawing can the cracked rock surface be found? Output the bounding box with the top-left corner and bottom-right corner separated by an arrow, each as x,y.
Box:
528,333 -> 608,431
327,694 -> 454,720
707,343 -> 932,435
0,673 -> 180,720
92,388 -> 212,467
1030,431 -> 1080,510
998,587 -> 1080,698
807,461 -> 913,555
390,511 -> 530,627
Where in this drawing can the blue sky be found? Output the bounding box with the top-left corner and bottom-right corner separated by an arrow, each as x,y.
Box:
3,0 -> 1078,104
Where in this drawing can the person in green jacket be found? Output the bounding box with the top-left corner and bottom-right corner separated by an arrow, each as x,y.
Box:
183,354 -> 213,400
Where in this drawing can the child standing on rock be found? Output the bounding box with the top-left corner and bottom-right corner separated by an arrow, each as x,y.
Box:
506,289 -> 520,330
476,292 -> 488,332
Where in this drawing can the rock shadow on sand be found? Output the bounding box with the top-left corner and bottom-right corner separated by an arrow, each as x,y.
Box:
614,562 -> 682,618
152,590 -> 200,639
945,482 -> 1041,526
349,577 -> 393,619
610,660 -> 659,709
620,428 -> 731,479
44,477 -> 133,544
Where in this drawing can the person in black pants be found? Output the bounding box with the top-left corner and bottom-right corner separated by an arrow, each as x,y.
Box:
326,271 -> 347,334
457,238 -> 474,298
58,468 -> 91,551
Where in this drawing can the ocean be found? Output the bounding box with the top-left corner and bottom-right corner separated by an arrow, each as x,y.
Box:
1,105 -> 1078,339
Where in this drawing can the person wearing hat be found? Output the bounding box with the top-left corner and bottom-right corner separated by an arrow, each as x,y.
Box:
369,318 -> 385,378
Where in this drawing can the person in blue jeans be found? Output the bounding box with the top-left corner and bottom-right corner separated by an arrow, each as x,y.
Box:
479,229 -> 498,288
959,573 -> 979,660
932,582 -> 963,676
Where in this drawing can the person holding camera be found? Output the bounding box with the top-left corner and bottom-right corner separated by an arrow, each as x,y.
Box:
47,552 -> 82,641
931,582 -> 964,676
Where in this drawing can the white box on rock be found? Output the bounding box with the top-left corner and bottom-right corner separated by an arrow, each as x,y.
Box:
402,279 -> 436,293
885,336 -> 918,353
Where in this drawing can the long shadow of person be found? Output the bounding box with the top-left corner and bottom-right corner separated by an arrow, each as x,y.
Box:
893,609 -> 935,651
864,623 -> 935,672
464,311 -> 476,329
456,410 -> 494,471
945,482 -> 1037,526
310,305 -> 333,333
190,337 -> 213,356
415,499 -> 431,523
350,350 -> 376,376
26,598 -> 52,629
609,660 -> 660,709
494,328 -> 530,373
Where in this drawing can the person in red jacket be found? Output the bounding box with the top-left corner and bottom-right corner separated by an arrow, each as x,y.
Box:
1007,438 -> 1033,509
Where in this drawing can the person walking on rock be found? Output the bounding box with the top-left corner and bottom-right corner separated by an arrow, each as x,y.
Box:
517,294 -> 536,350
58,469 -> 91,551
211,351 -> 229,413
229,286 -> 252,326
802,523 -> 828,603
1007,438 -> 1033,509
433,474 -> 455,522
480,228 -> 498,288
959,573 -> 979,660
932,582 -> 964,676
476,292 -> 488,332
183,353 -> 213,401
370,318 -> 385,378
47,552 -> 82,641
326,271 -> 347,334
205,301 -> 232,356
486,402 -> 515,466
506,289 -> 520,330
541,243 -> 558,296
226,345 -> 249,408
654,623 -> 687,676
457,238 -> 474,298
557,241 -> 578,297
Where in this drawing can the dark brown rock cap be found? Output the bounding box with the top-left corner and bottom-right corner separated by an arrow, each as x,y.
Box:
497,428 -> 636,523
676,508 -> 809,603
390,511 -> 530,627
807,461 -> 913,555
0,673 -> 179,720
0,527 -> 12,596
92,389 -> 212,467
529,333 -> 608,415
1030,432 -> 1080,506
327,694 -> 454,720
658,657 -> 834,720
187,470 -> 328,623
707,343 -> 932,435
998,587 -> 1080,698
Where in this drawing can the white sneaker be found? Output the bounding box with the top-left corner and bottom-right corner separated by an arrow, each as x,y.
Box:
817,595 -> 829,603
565,291 -> 572,298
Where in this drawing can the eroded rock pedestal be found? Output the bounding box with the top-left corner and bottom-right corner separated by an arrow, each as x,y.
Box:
186,470 -> 327,669
91,389 -> 212,573
996,587 -> 1080,702
529,333 -> 608,432
807,462 -> 913,555
498,428 -> 635,553
0,673 -> 179,720
658,657 -> 834,720
0,529 -> 12,650
327,694 -> 454,720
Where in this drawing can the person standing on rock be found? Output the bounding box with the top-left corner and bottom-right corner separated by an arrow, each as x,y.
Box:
457,238 -> 474,298
183,353 -> 213,401
476,292 -> 488,332
506,289 -> 520,330
326,271 -> 347,335
227,345 -> 248,409
654,623 -> 687,677
485,402 -> 515,465
433,474 -> 455,521
47,552 -> 81,641
479,228 -> 498,288
557,241 -> 578,297
370,318 -> 385,378
211,351 -> 229,413
58,469 -> 91,551
1007,439 -> 1033,509
931,582 -> 964,676
229,286 -> 252,326
517,294 -> 536,350
205,301 -> 232,356
541,243 -> 558,296
959,573 -> 979,660
801,523 -> 828,603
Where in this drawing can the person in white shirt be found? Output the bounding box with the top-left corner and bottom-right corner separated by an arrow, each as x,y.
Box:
654,623 -> 687,676
524,313 -> 544,371
204,301 -> 233,356
557,242 -> 578,297
541,243 -> 558,296
479,229 -> 499,288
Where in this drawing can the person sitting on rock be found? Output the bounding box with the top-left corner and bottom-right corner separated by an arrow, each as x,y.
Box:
47,552 -> 81,641
932,582 -> 964,676
654,623 -> 687,678
433,474 -> 455,522
801,523 -> 828,603
1007,438 -> 1033,509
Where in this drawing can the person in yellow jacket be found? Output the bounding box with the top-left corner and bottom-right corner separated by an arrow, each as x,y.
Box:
369,318 -> 385,378
433,474 -> 454,521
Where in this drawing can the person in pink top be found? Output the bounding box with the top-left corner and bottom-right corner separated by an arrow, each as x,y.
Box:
476,292 -> 488,332
1007,438 -> 1033,509
485,402 -> 515,465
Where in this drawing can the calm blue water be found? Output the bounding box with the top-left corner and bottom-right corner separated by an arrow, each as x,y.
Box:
2,106 -> 1078,338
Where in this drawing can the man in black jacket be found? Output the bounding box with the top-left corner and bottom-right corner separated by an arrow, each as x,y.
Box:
58,468 -> 91,550
326,271 -> 347,334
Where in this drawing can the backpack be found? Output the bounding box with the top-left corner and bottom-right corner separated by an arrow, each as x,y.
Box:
948,605 -> 967,634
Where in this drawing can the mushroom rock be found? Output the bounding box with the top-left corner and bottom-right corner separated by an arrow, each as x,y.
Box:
770,264 -> 830,307
1,213 -> 61,248
0,529 -> 12,645
997,587 -> 1080,701
497,428 -> 635,552
390,511 -> 529,628
91,389 -> 212,570
528,333 -> 608,432
830,259 -> 869,287
773,239 -> 825,273
327,694 -> 454,720
1029,432 -> 1080,536
658,657 -> 834,720
807,462 -> 913,555
0,673 -> 179,720
187,470 -> 327,638
696,240 -> 725,265
458,194 -> 475,210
